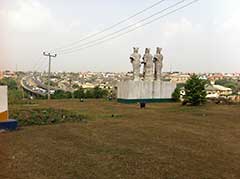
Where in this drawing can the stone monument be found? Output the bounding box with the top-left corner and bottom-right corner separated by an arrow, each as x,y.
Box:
117,47 -> 176,103
142,48 -> 154,81
0,86 -> 18,130
153,47 -> 163,81
130,47 -> 141,81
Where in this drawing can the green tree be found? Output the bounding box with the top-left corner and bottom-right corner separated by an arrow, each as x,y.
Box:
172,87 -> 181,102
93,86 -> 102,98
51,90 -> 72,99
73,87 -> 85,98
0,78 -> 18,90
85,89 -> 93,98
183,74 -> 207,106
92,86 -> 108,98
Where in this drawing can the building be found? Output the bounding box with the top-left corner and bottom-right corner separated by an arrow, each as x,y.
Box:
206,84 -> 233,98
82,82 -> 95,89
3,71 -> 16,78
179,84 -> 233,100
0,71 -> 3,80
208,74 -> 224,83
164,73 -> 191,84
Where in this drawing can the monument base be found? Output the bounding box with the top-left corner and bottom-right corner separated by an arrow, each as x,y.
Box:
0,119 -> 18,131
117,98 -> 174,104
117,80 -> 176,103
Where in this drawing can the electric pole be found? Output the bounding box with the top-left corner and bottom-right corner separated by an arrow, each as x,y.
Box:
43,52 -> 57,100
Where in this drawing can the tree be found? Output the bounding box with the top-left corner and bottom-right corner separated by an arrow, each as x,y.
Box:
183,74 -> 207,106
51,90 -> 72,99
172,87 -> 181,102
73,87 -> 85,98
92,86 -> 108,98
0,78 -> 18,90
85,89 -> 93,98
93,86 -> 102,98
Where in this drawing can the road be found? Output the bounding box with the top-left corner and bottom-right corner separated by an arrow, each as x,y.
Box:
20,76 -> 47,96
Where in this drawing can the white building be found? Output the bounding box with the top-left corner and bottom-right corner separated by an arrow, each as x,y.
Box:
206,84 -> 233,98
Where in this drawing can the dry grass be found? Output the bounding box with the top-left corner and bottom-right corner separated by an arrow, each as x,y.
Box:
1,99 -> 240,179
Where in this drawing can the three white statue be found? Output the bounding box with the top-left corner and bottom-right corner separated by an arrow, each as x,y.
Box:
130,47 -> 163,81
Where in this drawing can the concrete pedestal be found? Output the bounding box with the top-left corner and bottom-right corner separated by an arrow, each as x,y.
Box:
117,80 -> 176,103
0,119 -> 18,131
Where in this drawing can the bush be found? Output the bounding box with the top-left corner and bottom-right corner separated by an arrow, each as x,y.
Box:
78,86 -> 109,99
92,86 -> 108,98
51,90 -> 72,99
172,87 -> 181,102
73,87 -> 85,98
85,89 -> 93,98
183,74 -> 207,106
8,89 -> 23,104
10,108 -> 86,126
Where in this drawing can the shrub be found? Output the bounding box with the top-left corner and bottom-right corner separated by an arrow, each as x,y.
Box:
83,86 -> 109,99
172,87 -> 181,102
10,108 -> 86,126
92,86 -> 108,98
73,87 -> 85,98
8,89 -> 23,104
183,74 -> 207,106
51,90 -> 72,99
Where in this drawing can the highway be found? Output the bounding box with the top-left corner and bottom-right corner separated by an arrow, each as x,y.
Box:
21,74 -> 75,97
21,76 -> 48,96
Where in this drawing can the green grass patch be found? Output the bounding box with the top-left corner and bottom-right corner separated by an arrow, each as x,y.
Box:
9,108 -> 87,126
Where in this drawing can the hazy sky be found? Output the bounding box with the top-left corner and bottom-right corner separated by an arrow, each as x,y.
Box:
1,0 -> 240,72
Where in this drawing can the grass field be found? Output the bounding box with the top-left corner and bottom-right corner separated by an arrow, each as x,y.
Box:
1,99 -> 240,179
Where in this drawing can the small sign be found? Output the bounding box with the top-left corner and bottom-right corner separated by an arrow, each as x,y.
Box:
0,86 -> 8,121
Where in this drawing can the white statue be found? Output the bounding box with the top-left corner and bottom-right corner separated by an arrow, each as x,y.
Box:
142,48 -> 154,81
130,47 -> 141,81
153,47 -> 163,81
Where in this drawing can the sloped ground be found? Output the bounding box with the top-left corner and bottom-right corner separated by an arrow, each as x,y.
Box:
1,99 -> 240,179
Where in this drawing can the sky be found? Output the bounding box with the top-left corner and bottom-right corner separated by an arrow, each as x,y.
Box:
0,0 -> 240,73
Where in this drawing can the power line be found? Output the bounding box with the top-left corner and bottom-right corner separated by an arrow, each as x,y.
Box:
32,57 -> 43,71
39,62 -> 49,72
33,58 -> 47,72
60,0 -> 199,55
52,0 -> 167,52
58,0 -> 186,54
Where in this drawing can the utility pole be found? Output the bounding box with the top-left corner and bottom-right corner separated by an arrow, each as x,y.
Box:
43,52 -> 57,100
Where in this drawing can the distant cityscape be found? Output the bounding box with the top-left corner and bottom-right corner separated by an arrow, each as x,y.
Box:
1,70 -> 240,98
